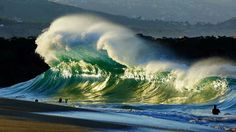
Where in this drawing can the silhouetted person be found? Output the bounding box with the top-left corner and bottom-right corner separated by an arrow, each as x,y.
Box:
212,105 -> 220,115
58,98 -> 62,103
65,99 -> 68,103
35,99 -> 38,102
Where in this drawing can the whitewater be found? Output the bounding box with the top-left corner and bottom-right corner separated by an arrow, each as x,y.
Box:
0,15 -> 235,131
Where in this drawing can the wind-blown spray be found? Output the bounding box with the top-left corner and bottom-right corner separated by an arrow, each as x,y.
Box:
36,14 -> 163,67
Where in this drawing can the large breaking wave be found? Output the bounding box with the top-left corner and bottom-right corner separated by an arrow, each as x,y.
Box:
1,15 -> 236,105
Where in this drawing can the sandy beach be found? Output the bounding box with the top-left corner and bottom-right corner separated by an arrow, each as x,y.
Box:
0,98 -> 131,132
0,117 -> 91,132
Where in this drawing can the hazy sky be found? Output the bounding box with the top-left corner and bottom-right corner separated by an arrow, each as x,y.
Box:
50,0 -> 236,24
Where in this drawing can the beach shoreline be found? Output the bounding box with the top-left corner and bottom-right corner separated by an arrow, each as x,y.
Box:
0,98 -> 131,131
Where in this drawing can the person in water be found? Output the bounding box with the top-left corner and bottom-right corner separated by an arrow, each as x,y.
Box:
212,105 -> 220,115
58,98 -> 62,103
65,99 -> 68,103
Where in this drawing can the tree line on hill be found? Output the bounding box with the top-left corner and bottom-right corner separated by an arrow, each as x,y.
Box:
138,34 -> 236,61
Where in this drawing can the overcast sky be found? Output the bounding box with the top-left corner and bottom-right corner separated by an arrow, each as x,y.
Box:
50,0 -> 236,24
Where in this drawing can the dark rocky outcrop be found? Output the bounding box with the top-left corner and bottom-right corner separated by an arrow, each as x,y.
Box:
0,37 -> 49,87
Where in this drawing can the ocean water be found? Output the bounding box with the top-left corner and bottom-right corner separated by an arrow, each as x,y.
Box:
0,15 -> 236,131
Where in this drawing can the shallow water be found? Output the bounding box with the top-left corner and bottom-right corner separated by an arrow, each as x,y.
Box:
37,108 -> 222,132
72,103 -> 236,131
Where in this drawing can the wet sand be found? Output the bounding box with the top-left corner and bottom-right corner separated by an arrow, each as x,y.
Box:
0,98 -> 131,131
0,117 -> 91,132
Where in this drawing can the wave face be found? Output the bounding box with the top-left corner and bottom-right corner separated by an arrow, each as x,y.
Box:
1,15 -> 236,105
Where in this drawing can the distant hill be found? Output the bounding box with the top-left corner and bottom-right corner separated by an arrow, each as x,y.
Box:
0,0 -> 90,23
49,0 -> 236,24
0,0 -> 95,37
218,17 -> 236,28
0,0 -> 235,37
